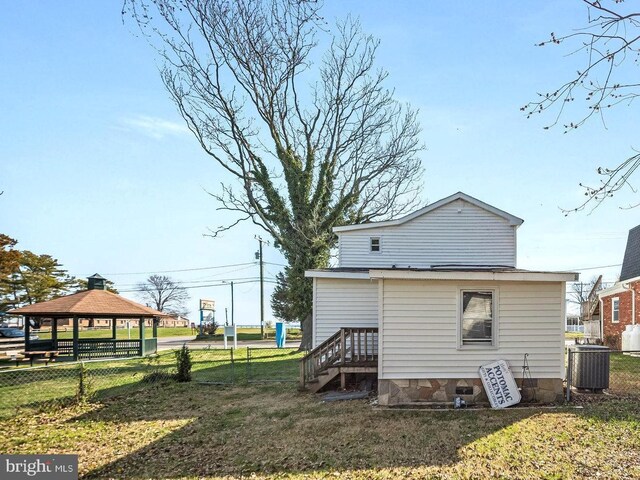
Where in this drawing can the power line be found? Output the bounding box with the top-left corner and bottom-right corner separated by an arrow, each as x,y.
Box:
264,261 -> 287,267
118,278 -> 277,293
81,262 -> 257,277
116,275 -> 277,288
113,265 -> 260,287
566,263 -> 622,272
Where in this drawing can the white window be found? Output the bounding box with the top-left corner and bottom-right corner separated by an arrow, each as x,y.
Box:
370,237 -> 381,253
460,290 -> 495,346
612,297 -> 619,323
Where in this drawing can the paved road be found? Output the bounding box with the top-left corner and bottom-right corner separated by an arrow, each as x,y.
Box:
156,336 -> 301,351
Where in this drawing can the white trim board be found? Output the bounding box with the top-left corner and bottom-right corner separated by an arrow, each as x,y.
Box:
305,270 -> 371,279
598,276 -> 640,298
369,270 -> 577,282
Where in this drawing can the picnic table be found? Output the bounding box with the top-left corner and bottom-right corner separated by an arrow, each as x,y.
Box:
0,350 -> 24,365
22,350 -> 59,367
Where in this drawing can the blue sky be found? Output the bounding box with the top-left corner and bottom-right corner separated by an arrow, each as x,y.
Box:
1,1 -> 637,321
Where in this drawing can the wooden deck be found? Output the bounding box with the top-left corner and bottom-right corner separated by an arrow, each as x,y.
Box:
300,327 -> 378,393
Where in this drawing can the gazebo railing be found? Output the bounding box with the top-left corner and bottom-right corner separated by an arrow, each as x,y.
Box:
27,339 -> 55,351
53,339 -> 143,359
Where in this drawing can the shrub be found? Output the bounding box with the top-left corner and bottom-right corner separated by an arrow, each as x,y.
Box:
201,318 -> 220,335
141,371 -> 175,383
604,334 -> 620,350
142,355 -> 175,383
76,362 -> 94,403
175,344 -> 192,382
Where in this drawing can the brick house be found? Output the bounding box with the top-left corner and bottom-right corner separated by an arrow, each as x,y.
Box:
597,225 -> 640,349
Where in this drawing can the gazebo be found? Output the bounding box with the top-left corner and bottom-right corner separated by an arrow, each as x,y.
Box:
8,274 -> 165,360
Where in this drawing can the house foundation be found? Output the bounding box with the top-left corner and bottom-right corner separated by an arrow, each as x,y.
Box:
378,378 -> 564,406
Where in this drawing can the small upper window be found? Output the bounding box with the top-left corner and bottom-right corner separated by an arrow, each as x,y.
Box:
461,291 -> 494,346
370,237 -> 381,253
612,297 -> 619,323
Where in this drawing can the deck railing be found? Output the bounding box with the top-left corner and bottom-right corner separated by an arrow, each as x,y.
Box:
299,327 -> 378,388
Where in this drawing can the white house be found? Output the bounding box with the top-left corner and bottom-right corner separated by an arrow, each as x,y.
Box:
303,192 -> 577,405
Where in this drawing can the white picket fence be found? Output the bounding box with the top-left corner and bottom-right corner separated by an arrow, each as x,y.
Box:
565,325 -> 584,333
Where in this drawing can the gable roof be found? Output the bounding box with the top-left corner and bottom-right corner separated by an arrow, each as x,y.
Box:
333,191 -> 524,233
8,289 -> 167,318
621,224 -> 640,281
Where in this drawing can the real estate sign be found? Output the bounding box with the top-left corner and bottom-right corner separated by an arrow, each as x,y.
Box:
479,360 -> 521,408
199,299 -> 215,311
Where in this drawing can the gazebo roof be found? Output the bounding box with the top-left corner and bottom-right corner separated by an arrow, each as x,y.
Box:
8,289 -> 167,318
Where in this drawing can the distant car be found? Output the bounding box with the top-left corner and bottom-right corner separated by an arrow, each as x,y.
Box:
0,328 -> 39,341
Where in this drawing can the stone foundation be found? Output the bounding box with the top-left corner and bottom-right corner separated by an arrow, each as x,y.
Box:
378,378 -> 564,406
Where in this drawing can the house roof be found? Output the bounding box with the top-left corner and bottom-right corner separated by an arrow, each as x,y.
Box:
620,224 -> 640,281
8,289 -> 167,318
306,267 -> 578,282
333,192 -> 524,233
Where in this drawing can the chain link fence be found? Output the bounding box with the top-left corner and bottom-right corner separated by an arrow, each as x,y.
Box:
191,348 -> 236,384
0,347 -> 303,419
246,347 -> 303,383
566,348 -> 640,401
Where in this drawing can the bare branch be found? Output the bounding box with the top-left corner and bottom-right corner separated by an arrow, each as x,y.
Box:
525,0 -> 640,211
124,0 -> 425,320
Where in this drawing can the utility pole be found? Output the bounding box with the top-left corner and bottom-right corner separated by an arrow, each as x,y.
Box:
255,235 -> 269,339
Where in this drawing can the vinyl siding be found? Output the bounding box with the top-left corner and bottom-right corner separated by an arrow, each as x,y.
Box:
313,278 -> 378,347
338,199 -> 516,268
379,279 -> 564,379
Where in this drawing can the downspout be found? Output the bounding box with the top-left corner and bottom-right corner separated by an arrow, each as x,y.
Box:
599,298 -> 604,342
622,282 -> 636,325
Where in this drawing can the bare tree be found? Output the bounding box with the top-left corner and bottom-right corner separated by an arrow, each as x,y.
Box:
523,0 -> 640,212
137,275 -> 190,316
124,0 -> 424,322
569,276 -> 601,306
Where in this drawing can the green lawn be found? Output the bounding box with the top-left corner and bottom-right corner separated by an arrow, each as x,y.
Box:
1,381 -> 639,479
35,326 -> 194,340
195,327 -> 302,342
0,348 -> 303,419
608,352 -> 640,395
2,349 -> 639,478
565,331 -> 584,340
34,326 -> 302,341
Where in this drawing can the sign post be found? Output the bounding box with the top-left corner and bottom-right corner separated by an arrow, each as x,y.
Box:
199,299 -> 215,336
223,325 -> 237,349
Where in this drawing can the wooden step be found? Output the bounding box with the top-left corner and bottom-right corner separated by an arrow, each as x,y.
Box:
307,367 -> 340,393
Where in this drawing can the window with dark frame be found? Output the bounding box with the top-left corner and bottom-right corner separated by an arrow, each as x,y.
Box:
461,291 -> 493,346
370,237 -> 381,253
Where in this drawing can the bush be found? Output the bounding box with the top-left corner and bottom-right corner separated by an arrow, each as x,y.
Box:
142,355 -> 175,383
175,344 -> 192,382
201,319 -> 219,335
76,362 -> 94,403
141,371 -> 175,383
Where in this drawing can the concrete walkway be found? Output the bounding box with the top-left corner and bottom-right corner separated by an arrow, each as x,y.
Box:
156,336 -> 301,351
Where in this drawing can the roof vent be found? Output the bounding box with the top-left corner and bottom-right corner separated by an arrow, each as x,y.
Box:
87,273 -> 107,290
